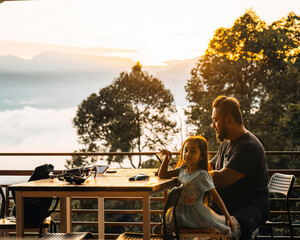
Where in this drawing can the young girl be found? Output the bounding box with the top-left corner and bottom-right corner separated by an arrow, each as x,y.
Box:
158,136 -> 240,238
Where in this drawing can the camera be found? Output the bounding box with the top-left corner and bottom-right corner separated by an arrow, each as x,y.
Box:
56,165 -> 109,184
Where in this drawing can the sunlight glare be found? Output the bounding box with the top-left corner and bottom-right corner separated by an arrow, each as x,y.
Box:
0,0 -> 299,65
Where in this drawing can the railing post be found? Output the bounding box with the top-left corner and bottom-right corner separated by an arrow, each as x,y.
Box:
98,197 -> 105,240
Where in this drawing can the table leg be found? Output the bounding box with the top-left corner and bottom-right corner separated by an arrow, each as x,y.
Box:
98,197 -> 104,240
142,194 -> 151,240
15,192 -> 24,238
60,197 -> 72,233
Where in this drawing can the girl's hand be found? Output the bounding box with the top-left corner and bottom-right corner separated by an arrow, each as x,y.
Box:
157,149 -> 177,179
158,149 -> 172,157
225,216 -> 235,231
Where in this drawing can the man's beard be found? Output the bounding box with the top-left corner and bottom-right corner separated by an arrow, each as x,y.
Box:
216,124 -> 228,143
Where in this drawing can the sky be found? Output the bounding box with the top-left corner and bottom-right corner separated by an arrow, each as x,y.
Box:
0,0 -> 299,65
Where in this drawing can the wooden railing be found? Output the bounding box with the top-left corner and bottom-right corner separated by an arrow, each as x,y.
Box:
0,151 -> 299,239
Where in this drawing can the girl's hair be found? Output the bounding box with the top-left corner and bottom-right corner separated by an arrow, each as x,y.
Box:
176,135 -> 209,171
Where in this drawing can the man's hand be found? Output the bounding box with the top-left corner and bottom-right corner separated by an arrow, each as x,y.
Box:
210,167 -> 245,187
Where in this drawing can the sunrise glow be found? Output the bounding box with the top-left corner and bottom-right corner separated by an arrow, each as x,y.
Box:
0,0 -> 299,65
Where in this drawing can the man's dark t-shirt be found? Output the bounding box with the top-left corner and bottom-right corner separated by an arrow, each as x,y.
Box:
211,132 -> 269,218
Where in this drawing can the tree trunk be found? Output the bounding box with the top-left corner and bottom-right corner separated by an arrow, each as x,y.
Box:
137,108 -> 142,168
128,155 -> 136,169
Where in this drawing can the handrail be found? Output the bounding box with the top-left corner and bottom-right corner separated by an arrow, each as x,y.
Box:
0,151 -> 299,156
0,152 -> 167,156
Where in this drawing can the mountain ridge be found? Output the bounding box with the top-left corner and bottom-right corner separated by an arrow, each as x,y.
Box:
0,51 -> 199,110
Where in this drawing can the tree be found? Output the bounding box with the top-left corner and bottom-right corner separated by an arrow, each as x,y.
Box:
279,103 -> 300,150
185,10 -> 300,151
70,62 -> 178,168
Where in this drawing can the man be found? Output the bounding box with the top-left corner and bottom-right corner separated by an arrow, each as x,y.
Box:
210,95 -> 269,240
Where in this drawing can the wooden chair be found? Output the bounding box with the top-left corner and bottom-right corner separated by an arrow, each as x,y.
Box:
256,173 -> 295,240
0,185 -> 54,237
117,184 -> 184,240
178,228 -> 228,240
39,232 -> 96,239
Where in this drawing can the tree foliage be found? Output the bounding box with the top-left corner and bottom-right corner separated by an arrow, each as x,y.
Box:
185,10 -> 300,151
69,62 -> 178,168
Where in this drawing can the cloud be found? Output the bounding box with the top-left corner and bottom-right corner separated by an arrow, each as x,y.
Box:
19,98 -> 51,106
0,40 -> 139,59
169,32 -> 212,36
0,98 -> 13,105
0,106 -> 79,170
88,47 -> 139,54
0,106 -> 78,149
0,106 -> 189,172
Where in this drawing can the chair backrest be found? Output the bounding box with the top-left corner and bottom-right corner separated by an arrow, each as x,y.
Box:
268,173 -> 295,239
268,173 -> 295,197
162,184 -> 183,240
0,185 -> 5,219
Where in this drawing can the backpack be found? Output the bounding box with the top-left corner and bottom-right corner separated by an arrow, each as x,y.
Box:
12,164 -> 59,232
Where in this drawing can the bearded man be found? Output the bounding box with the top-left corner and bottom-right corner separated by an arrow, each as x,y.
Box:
210,96 -> 269,240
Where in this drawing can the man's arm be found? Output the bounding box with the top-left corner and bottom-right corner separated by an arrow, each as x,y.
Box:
211,167 -> 245,187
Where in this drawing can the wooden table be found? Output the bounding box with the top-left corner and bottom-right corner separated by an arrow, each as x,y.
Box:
8,169 -> 178,240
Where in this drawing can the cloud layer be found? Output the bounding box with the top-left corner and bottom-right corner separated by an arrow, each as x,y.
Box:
0,106 -> 188,172
0,106 -> 79,170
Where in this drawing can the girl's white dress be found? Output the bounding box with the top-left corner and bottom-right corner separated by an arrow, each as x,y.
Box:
168,167 -> 240,238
